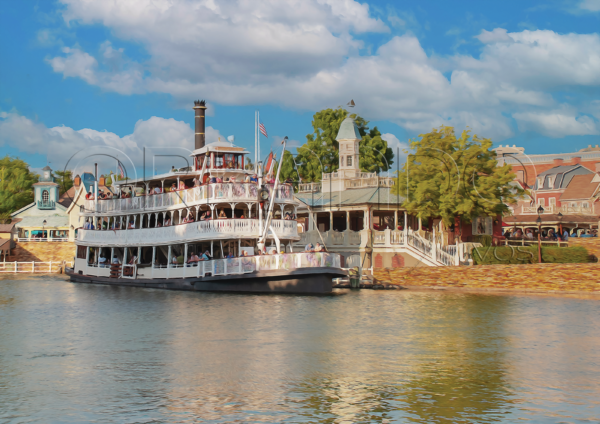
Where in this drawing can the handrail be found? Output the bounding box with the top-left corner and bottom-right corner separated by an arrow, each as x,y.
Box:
84,182 -> 295,215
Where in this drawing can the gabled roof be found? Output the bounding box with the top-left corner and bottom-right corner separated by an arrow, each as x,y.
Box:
534,165 -> 592,190
0,222 -> 17,232
336,116 -> 362,140
560,174 -> 600,201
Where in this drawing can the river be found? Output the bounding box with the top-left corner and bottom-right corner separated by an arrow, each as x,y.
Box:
1,276 -> 598,423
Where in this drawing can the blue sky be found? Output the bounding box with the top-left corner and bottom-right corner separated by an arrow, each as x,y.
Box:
1,0 -> 599,177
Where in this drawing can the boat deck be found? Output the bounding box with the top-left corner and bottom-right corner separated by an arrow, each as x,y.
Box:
67,267 -> 346,294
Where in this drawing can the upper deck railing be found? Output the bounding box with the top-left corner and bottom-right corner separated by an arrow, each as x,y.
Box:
84,183 -> 295,215
77,218 -> 299,246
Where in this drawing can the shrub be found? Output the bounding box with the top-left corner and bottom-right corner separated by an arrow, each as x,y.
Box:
473,246 -> 593,265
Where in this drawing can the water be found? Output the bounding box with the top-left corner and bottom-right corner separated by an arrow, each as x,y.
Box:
1,277 -> 599,423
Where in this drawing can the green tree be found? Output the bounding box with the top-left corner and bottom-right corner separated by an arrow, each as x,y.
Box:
280,107 -> 394,183
392,126 -> 521,226
0,156 -> 38,221
244,157 -> 254,171
53,169 -> 74,195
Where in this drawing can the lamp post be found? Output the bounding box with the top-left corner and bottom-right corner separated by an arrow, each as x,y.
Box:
42,219 -> 47,240
536,205 -> 544,263
557,212 -> 563,239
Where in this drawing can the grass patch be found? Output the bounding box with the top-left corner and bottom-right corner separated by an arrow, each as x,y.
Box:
473,246 -> 594,265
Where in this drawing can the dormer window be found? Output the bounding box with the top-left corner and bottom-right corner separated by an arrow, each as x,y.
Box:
537,177 -> 544,188
548,176 -> 555,188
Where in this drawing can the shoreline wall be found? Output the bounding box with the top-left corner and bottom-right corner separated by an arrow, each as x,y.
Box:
8,242 -> 76,263
374,263 -> 600,293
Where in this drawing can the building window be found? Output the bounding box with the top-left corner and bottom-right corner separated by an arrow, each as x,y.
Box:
583,202 -> 589,208
537,198 -> 545,207
537,177 -> 544,188
472,217 -> 493,235
548,176 -> 555,188
347,156 -> 352,167
549,198 -> 556,207
42,190 -> 49,203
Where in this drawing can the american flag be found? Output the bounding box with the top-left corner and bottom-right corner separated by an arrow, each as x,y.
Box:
259,122 -> 268,138
118,162 -> 125,178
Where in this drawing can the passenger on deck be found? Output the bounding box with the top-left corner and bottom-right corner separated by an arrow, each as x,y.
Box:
171,183 -> 177,192
164,218 -> 171,226
218,209 -> 227,219
250,175 -> 258,183
314,243 -> 325,252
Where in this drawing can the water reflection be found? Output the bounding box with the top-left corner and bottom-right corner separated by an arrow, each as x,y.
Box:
0,279 -> 598,423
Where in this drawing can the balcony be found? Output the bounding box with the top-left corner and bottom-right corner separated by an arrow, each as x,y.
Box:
84,183 -> 295,215
521,204 -> 596,215
77,218 -> 299,246
37,200 -> 55,210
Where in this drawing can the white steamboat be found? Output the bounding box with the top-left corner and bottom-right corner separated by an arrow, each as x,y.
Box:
68,101 -> 344,294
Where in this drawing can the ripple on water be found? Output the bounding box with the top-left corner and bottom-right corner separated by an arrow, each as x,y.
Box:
0,277 -> 598,423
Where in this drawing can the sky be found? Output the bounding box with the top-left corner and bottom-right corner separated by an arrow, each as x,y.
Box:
1,0 -> 599,178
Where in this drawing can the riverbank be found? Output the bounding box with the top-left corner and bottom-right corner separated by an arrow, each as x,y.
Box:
374,263 -> 600,294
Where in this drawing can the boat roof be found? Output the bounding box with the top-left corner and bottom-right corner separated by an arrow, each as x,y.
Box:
191,139 -> 250,156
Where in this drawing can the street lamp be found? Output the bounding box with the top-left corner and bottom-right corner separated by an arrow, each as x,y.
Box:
536,206 -> 544,263
557,212 -> 563,239
43,219 -> 47,241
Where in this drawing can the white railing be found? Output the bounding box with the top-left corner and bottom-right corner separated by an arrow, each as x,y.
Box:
436,248 -> 455,266
0,261 -> 73,273
298,182 -> 321,193
77,252 -> 342,279
558,205 -> 596,215
522,205 -> 556,214
17,238 -> 70,242
84,183 -> 294,214
390,230 -> 404,245
77,219 -> 298,246
373,231 -> 386,245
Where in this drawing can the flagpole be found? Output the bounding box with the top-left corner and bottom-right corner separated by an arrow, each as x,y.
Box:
257,110 -> 261,170
254,110 -> 257,172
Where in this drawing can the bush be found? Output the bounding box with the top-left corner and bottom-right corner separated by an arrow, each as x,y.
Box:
473,246 -> 593,265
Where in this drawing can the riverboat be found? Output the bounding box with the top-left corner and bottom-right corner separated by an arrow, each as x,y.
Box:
67,101 -> 345,294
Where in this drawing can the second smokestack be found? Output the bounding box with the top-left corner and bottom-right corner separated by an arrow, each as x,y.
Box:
193,100 -> 207,150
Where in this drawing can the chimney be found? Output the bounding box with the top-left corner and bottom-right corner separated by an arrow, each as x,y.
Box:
74,175 -> 81,187
571,156 -> 581,165
553,158 -> 563,166
193,100 -> 207,150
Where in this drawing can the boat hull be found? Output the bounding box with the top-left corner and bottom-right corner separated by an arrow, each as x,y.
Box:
66,267 -> 345,294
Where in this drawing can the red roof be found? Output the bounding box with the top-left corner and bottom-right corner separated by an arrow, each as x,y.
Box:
560,174 -> 600,201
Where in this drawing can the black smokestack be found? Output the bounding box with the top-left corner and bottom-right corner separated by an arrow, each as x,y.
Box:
193,100 -> 207,150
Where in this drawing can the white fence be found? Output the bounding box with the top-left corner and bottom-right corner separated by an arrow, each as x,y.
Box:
0,261 -> 73,273
75,252 -> 342,279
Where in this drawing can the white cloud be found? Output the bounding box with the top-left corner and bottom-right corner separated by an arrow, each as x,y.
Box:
0,112 -> 222,175
579,0 -> 600,12
513,109 -> 599,137
475,28 -> 513,43
381,133 -> 409,163
46,1 -> 600,140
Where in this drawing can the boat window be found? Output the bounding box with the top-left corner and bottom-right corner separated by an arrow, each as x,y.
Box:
215,154 -> 224,168
77,245 -> 87,259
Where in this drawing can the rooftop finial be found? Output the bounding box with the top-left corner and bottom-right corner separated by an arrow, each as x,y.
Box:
347,99 -> 355,108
